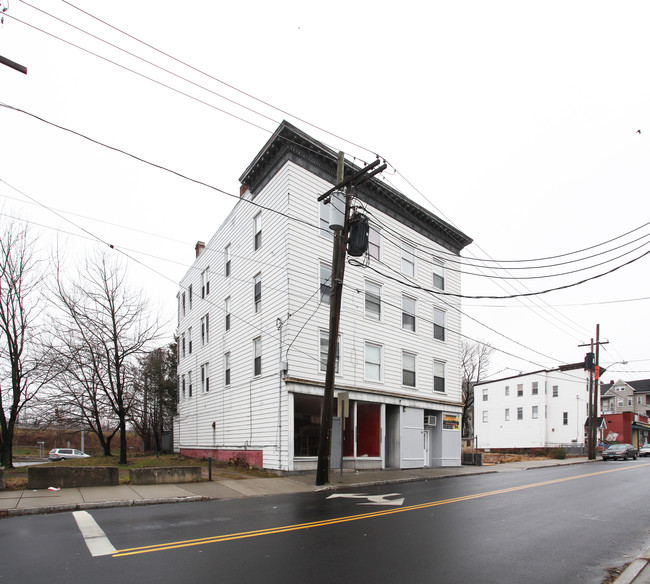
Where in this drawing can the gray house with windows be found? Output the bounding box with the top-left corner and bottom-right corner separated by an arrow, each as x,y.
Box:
174,121 -> 472,471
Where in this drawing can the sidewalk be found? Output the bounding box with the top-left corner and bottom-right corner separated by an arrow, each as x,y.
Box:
0,456 -> 589,517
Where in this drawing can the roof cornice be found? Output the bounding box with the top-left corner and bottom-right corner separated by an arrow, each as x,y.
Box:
239,121 -> 473,254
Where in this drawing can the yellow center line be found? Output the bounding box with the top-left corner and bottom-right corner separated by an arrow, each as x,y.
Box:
112,463 -> 649,557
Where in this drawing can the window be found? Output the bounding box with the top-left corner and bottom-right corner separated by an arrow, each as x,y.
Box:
482,388 -> 488,401
402,295 -> 416,332
181,333 -> 186,358
181,375 -> 186,399
517,407 -> 523,420
434,360 -> 446,392
188,327 -> 192,354
319,200 -> 333,240
319,330 -> 340,374
505,408 -> 510,421
552,385 -> 558,397
402,351 -> 416,387
433,308 -> 445,341
225,244 -> 231,277
320,262 -> 332,305
617,398 -> 624,407
365,281 -> 381,321
368,227 -> 380,260
563,412 -> 568,425
224,353 -> 231,386
482,410 -> 488,423
364,342 -> 382,381
532,406 -> 538,419
182,292 -> 186,317
225,297 -> 231,331
432,257 -> 445,291
532,382 -> 538,395
254,212 -> 262,250
517,384 -> 523,397
253,337 -> 262,376
401,241 -> 416,277
505,385 -> 510,396
189,284 -> 193,310
254,273 -> 262,313
201,363 -> 209,393
638,396 -> 643,405
201,314 -> 209,345
201,268 -> 210,298
628,397 -> 633,406
188,371 -> 193,398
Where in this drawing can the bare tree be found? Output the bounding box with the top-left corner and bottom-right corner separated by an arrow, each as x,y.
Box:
52,250 -> 162,464
0,220 -> 55,468
461,339 -> 494,439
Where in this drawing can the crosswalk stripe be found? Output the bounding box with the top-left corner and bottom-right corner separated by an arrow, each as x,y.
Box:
73,510 -> 117,557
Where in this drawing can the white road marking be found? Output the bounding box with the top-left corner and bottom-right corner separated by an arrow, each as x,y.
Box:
327,493 -> 405,506
73,510 -> 117,557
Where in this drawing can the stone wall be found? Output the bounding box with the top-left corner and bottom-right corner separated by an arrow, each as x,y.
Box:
28,466 -> 118,489
129,466 -> 201,485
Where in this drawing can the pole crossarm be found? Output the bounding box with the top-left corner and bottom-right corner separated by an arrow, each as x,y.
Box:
317,159 -> 383,202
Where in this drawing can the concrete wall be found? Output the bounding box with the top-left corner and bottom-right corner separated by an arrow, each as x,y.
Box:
28,466 -> 118,489
129,466 -> 201,485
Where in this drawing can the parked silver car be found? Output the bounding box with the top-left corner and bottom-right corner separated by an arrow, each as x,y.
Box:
602,443 -> 637,461
48,448 -> 90,461
639,444 -> 650,457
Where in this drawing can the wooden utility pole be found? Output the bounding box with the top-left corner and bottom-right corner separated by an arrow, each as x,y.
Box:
316,152 -> 347,486
314,156 -> 387,486
579,325 -> 608,459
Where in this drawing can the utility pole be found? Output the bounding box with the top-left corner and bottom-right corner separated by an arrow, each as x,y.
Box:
579,325 -> 608,459
315,155 -> 386,486
316,152 -> 347,486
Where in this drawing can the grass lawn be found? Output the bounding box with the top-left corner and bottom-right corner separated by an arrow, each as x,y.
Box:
4,453 -> 275,490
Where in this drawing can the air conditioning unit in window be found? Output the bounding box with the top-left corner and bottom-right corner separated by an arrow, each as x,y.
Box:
425,415 -> 437,426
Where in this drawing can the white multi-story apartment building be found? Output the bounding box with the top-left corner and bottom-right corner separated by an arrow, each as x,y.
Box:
174,121 -> 472,471
474,370 -> 590,449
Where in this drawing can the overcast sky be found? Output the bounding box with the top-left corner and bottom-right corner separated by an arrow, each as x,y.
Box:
1,1 -> 649,382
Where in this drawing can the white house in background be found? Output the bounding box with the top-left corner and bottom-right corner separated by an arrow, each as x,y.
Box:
473,369 -> 590,449
173,121 -> 473,471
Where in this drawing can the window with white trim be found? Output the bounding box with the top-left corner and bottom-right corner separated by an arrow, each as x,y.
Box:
402,295 -> 416,332
189,285 -> 193,310
188,327 -> 192,354
432,257 -> 445,290
225,244 -> 231,277
253,337 -> 262,376
505,408 -> 510,421
364,342 -> 382,381
365,281 -> 381,321
201,268 -> 210,298
224,352 -> 231,386
482,388 -> 488,401
201,363 -> 209,393
368,227 -> 381,260
517,407 -> 523,420
254,273 -> 262,313
433,308 -> 445,341
434,360 -> 445,392
482,410 -> 488,423
254,212 -> 262,250
401,241 -> 416,277
225,297 -> 231,331
188,370 -> 193,398
532,406 -> 538,419
201,314 -> 209,345
402,351 -> 416,387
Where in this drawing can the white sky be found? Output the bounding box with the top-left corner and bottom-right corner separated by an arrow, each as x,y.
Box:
1,1 -> 649,381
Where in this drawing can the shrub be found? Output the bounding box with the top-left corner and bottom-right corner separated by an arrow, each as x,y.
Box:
550,447 -> 567,460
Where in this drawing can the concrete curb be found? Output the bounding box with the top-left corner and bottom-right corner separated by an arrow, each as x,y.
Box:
0,495 -> 208,518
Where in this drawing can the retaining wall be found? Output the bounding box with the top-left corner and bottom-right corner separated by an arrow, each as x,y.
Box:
28,466 -> 118,489
129,466 -> 201,485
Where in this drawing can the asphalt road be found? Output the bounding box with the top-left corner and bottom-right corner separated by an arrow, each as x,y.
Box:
3,460 -> 650,584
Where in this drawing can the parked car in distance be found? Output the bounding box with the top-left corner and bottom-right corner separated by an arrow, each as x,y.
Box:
639,444 -> 650,457
602,443 -> 637,461
48,448 -> 90,461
